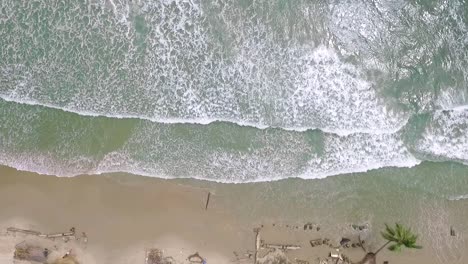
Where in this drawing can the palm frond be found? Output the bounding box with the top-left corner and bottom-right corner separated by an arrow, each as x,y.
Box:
388,243 -> 402,252
379,223 -> 422,255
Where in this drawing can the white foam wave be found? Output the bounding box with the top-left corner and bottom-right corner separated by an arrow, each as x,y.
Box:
0,94 -> 406,136
416,110 -> 468,163
447,194 -> 468,201
0,152 -> 421,184
300,133 -> 421,179
0,105 -> 421,183
436,87 -> 468,111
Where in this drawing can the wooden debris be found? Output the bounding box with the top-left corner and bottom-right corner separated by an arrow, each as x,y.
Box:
39,228 -> 76,242
205,192 -> 211,210
7,227 -> 41,236
330,251 -> 343,261
450,226 -> 456,236
254,228 -> 261,264
358,235 -> 366,252
7,226 -> 78,242
262,243 -> 301,250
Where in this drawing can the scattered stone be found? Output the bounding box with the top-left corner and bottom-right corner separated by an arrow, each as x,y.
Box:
310,239 -> 322,247
352,223 -> 369,231
303,222 -> 317,231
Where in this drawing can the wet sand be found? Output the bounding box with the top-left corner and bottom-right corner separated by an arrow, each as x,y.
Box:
0,165 -> 466,263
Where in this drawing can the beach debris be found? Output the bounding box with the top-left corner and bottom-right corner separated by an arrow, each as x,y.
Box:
7,226 -> 78,242
52,256 -> 80,264
233,250 -> 253,263
310,238 -> 331,248
330,249 -> 343,262
7,227 -> 42,236
256,249 -> 291,264
205,192 -> 211,210
352,223 -> 369,231
303,222 -> 319,231
254,228 -> 261,264
62,249 -> 73,258
450,226 -> 456,236
39,227 -> 76,242
188,252 -> 206,263
261,242 -> 301,251
14,241 -> 49,263
145,248 -> 174,264
41,228 -> 76,240
80,232 -> 88,246
357,235 -> 366,252
309,239 -> 322,247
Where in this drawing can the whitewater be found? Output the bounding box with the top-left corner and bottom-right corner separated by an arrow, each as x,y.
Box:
0,0 -> 467,182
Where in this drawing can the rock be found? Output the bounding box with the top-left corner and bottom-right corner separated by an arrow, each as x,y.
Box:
310,239 -> 323,247
340,238 -> 351,247
304,223 -> 314,230
352,224 -> 368,231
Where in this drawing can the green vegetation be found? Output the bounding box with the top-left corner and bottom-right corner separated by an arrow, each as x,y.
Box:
357,223 -> 422,264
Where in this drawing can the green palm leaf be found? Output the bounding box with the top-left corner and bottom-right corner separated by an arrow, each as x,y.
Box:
377,223 -> 422,255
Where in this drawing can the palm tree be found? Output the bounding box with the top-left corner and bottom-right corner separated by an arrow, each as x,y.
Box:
356,223 -> 422,264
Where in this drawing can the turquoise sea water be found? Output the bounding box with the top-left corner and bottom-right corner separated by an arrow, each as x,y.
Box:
0,0 -> 468,183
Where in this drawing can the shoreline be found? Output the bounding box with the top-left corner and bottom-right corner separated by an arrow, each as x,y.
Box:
0,165 -> 466,263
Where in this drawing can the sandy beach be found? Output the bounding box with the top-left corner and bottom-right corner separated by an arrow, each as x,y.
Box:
1,165 -> 466,264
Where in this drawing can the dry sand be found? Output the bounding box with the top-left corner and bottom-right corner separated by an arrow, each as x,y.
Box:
0,165 -> 464,264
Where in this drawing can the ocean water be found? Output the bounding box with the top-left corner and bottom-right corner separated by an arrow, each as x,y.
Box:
0,0 -> 468,183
